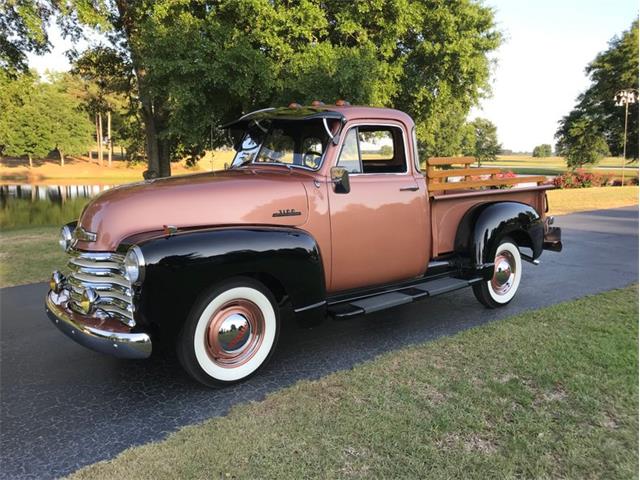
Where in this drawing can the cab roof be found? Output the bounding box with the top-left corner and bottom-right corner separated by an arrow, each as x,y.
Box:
222,105 -> 414,130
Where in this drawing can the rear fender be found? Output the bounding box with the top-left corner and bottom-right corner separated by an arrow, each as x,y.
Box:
454,202 -> 544,277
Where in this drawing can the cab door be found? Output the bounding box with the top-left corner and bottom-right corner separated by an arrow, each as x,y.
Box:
328,124 -> 429,292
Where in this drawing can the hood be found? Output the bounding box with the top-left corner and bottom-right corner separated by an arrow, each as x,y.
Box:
75,169 -> 310,251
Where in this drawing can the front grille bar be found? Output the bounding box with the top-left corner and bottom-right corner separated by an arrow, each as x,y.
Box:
65,249 -> 135,328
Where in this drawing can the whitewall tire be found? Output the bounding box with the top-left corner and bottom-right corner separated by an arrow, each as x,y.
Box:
178,278 -> 280,387
473,238 -> 522,308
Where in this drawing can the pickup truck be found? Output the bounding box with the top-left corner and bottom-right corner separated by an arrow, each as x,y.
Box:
45,103 -> 562,386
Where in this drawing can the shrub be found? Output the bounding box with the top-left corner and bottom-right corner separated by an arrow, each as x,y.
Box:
552,170 -> 605,189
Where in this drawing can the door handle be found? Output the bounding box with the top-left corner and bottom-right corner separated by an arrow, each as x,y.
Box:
399,186 -> 419,191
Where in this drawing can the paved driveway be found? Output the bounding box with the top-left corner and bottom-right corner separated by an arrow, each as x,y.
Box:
1,206 -> 637,479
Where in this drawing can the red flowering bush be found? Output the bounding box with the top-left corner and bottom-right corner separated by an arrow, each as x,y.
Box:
552,170 -> 605,189
493,170 -> 517,189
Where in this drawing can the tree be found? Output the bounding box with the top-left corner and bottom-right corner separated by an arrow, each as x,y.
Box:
556,116 -> 609,169
556,20 -> 638,164
18,0 -> 501,176
0,74 -> 93,166
1,85 -> 53,166
532,144 -> 553,157
40,82 -> 94,166
466,118 -> 501,166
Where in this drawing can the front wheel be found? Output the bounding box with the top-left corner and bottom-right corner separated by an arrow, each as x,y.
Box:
473,238 -> 522,308
177,278 -> 280,387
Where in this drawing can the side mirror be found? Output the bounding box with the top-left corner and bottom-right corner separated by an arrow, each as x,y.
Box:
330,166 -> 350,194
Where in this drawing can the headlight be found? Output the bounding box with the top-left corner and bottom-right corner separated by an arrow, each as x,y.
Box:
59,225 -> 74,252
124,246 -> 145,285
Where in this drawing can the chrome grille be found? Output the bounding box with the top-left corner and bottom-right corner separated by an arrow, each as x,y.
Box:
65,249 -> 136,327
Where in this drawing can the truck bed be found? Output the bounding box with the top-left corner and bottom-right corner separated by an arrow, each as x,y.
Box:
426,157 -> 551,257
429,185 -> 551,257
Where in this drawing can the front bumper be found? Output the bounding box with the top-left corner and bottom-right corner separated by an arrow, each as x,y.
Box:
45,290 -> 152,359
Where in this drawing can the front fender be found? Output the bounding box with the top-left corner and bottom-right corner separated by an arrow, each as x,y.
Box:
455,202 -> 544,273
133,227 -> 326,334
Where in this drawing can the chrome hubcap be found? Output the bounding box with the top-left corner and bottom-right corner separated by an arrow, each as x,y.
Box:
217,313 -> 252,352
491,250 -> 516,296
206,300 -> 264,368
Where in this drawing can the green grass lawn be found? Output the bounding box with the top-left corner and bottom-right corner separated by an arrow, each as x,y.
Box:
548,186 -> 639,216
67,285 -> 638,480
493,156 -> 639,179
0,226 -> 67,287
496,155 -> 639,169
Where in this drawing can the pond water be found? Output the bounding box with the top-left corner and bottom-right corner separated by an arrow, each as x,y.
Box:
0,184 -> 114,204
0,184 -> 115,229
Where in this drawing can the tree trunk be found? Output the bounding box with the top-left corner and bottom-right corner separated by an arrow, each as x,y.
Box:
59,149 -> 64,167
28,154 -> 32,169
97,113 -> 104,167
114,0 -> 170,178
107,110 -> 112,167
94,114 -> 100,164
140,102 -> 160,178
158,137 -> 171,178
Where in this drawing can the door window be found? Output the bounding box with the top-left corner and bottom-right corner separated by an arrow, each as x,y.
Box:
336,126 -> 406,174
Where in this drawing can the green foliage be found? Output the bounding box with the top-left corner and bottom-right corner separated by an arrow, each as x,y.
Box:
0,1 -> 53,75
54,0 -> 500,174
532,144 -> 552,157
556,21 -> 639,163
0,77 -> 53,163
70,47 -> 145,159
0,72 -> 93,164
466,117 -> 501,165
557,116 -> 610,168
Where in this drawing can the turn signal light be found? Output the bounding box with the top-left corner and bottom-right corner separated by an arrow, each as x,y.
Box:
311,100 -> 325,106
78,288 -> 99,315
335,99 -> 351,106
288,102 -> 302,109
49,271 -> 65,294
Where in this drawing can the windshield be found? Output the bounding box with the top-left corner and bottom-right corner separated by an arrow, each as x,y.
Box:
230,119 -> 333,170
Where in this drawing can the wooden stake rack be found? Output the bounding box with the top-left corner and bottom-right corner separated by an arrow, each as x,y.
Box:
426,157 -> 547,195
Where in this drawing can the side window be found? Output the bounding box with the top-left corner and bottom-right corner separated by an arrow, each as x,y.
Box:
358,126 -> 406,173
336,129 -> 361,173
358,129 -> 394,161
337,126 -> 406,174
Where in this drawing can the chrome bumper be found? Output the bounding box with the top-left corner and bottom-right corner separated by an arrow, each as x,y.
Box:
45,291 -> 152,359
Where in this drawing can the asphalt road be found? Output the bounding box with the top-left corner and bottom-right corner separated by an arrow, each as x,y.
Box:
1,206 -> 638,479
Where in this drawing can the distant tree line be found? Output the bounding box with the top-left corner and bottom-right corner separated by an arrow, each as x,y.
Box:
1,0 -> 502,177
556,20 -> 638,169
0,70 -> 141,167
532,144 -> 553,158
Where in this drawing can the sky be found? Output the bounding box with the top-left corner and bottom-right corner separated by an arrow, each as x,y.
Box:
28,1 -> 639,152
471,0 -> 638,151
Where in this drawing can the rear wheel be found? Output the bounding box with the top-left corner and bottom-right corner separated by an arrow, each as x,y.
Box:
473,238 -> 522,308
177,278 -> 280,387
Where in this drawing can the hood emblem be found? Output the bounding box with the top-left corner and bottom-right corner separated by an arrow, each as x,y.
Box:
272,209 -> 302,218
73,226 -> 97,242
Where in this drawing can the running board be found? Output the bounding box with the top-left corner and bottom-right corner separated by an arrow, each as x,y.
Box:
327,276 -> 483,320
